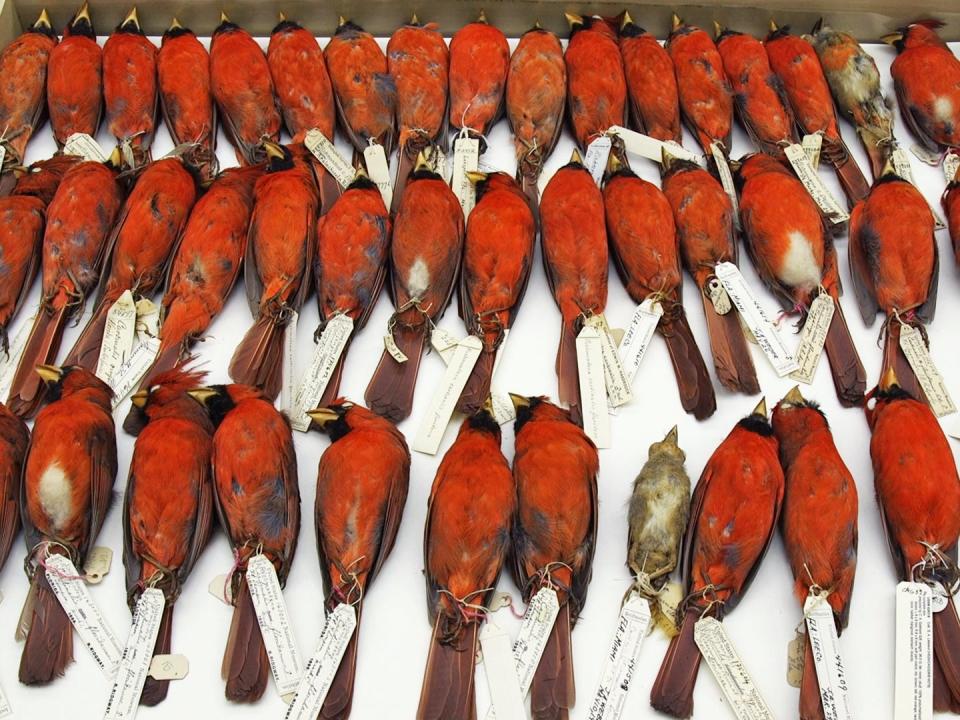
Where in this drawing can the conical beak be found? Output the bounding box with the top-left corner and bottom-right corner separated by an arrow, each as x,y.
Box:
606,152 -> 623,175
482,396 -> 494,415
34,8 -> 52,29
262,140 -> 285,161
414,150 -> 431,173
880,31 -> 903,45
509,393 -> 530,413
75,1 -> 91,24
35,364 -> 63,384
664,425 -> 679,445
769,18 -> 779,33
122,6 -> 140,31
565,11 -> 583,29
353,166 -> 369,181
880,367 -> 899,391
880,158 -> 898,179
661,146 -> 678,171
620,10 -> 633,30
713,20 -> 724,38
220,10 -> 230,23
465,170 -> 487,184
186,387 -> 219,405
811,17 -> 824,35
781,385 -> 805,406
570,147 -> 583,165
107,146 -> 123,168
751,396 -> 768,417
410,12 -> 419,24
338,15 -> 348,27
130,389 -> 149,408
672,13 -> 683,31
307,407 -> 339,429
477,9 -> 487,24
169,16 -> 182,31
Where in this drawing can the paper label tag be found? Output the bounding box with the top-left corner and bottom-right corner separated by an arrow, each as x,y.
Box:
609,126 -> 704,166
109,338 -> 160,410
84,546 -> 113,584
281,310 -> 298,415
246,554 -> 303,697
431,327 -> 515,425
787,630 -> 805,688
101,295 -> 161,408
899,323 -> 956,417
480,621 -> 526,720
430,326 -> 460,363
694,616 -> 775,720
802,133 -> 824,170
944,153 -> 960,184
587,593 -> 652,720
707,277 -> 732,315
711,143 -> 741,229
0,313 -> 34,399
285,603 -> 357,720
0,681 -> 11,719
290,314 -> 354,432
304,129 -> 355,189
45,554 -> 122,677
103,588 -> 165,720
890,146 -> 947,230
585,315 -> 632,407
715,262 -> 798,376
452,136 -> 480,217
96,290 -> 138,386
895,582 -> 933,720
804,592 -> 854,720
617,300 -> 664,387
576,326 -> 611,449
412,335 -> 483,455
429,145 -> 449,182
208,574 -> 233,605
784,143 -> 850,223
489,391 -> 516,426
148,654 -> 188,681
384,331 -> 408,363
363,143 -> 393,208
64,132 -> 108,162
790,294 -> 835,384
911,144 -> 941,166
584,136 -> 613,186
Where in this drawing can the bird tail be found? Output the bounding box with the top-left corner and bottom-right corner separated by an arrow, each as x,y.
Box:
823,302 -> 866,407
62,298 -> 110,371
881,321 -> 924,402
799,630 -> 826,720
531,601 -> 574,720
456,347 -> 496,417
650,607 -> 703,718
416,616 -> 479,720
700,293 -> 760,395
661,311 -> 716,420
857,127 -> 890,181
7,298 -> 71,418
824,138 -> 870,207
319,600 -> 363,720
222,574 -> 270,703
557,317 -> 580,425
932,597 -> 960,713
229,312 -> 287,401
392,146 -> 417,216
364,324 -> 425,423
518,171 -> 541,219
19,570 -> 73,684
313,161 -> 343,216
945,183 -> 960,266
140,603 -> 174,706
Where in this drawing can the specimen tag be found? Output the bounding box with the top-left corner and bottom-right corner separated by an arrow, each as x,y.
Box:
281,310 -> 299,416
802,133 -> 823,169
45,554 -> 122,677
899,323 -> 956,417
148,654 -> 188,681
452,135 -> 480,217
943,153 -> 960,184
787,630 -> 805,688
586,592 -> 651,720
609,126 -> 703,166
208,574 -> 233,605
290,314 -> 354,432
304,128 -> 355,189
84,546 -> 113,584
103,588 -> 164,720
804,592 -> 853,720
890,146 -> 947,230
618,299 -> 664,387
412,335 -> 483,455
0,314 -> 34,399
246,554 -> 303,697
784,143 -> 849,224
363,143 -> 392,208
708,277 -> 732,314
479,621 -> 525,720
895,582 -> 933,720
383,331 -> 408,363
711,143 -> 740,229
0,681 -> 10,719
576,326 -> 611,449
430,325 -> 460,363
285,603 -> 357,720
790,294 -> 835,384
911,144 -> 941,166
715,262 -> 798,376
64,132 -> 108,162
585,314 -> 632,407
96,290 -> 138,386
432,328 -> 515,425
584,136 -> 613,185
694,616 -> 775,720
107,298 -> 161,408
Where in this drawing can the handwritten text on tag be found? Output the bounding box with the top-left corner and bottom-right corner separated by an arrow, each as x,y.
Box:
899,323 -> 956,417
790,294 -> 835,385
103,588 -> 165,720
285,603 -> 357,720
895,582 -> 933,720
290,314 -> 354,432
576,326 -> 610,449
587,593 -> 651,720
694,616 -> 775,720
246,554 -> 303,697
304,129 -> 355,189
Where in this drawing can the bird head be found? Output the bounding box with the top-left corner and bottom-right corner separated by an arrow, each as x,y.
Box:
185,384 -> 264,427
772,385 -> 828,445
306,399 -> 356,441
882,20 -> 947,53
117,6 -> 143,34
35,364 -> 112,404
262,141 -> 294,173
737,396 -> 775,436
648,425 -> 686,462
66,1 -> 95,38
128,367 -> 210,430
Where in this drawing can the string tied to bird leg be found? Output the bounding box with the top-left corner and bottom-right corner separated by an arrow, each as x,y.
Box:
474,306 -> 508,349
27,539 -> 83,581
330,555 -> 366,608
388,296 -> 434,334
436,586 -> 495,642
911,541 -> 960,597
682,583 -> 728,622
134,552 -> 181,604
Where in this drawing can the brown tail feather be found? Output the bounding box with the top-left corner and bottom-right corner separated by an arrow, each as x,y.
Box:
364,324 -> 425,423
823,303 -> 866,407
826,139 -> 870,207
417,617 -> 479,720
557,318 -> 580,425
519,172 -> 540,220
881,322 -> 925,403
858,130 -> 888,181
229,313 -> 286,401
393,148 -> 416,216
799,630 -> 826,720
456,348 -> 496,417
140,603 -> 173,706
650,607 -> 702,718
933,598 -> 960,712
320,601 -> 362,720
19,572 -> 73,685
7,302 -> 70,418
531,602 -> 574,720
700,294 -> 760,395
63,299 -> 110,371
318,345 -> 349,409
314,162 -> 343,216
222,576 -> 269,703
661,312 -> 716,420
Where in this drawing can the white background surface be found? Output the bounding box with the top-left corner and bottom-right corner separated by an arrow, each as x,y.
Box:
0,24 -> 959,720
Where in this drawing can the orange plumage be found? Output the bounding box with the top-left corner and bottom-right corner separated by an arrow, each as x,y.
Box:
448,18 -> 509,137
0,401 -> 28,572
46,3 -> 101,148
619,15 -> 681,144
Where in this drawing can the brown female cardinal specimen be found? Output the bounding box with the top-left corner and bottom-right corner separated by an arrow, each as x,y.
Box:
848,167 -> 938,402
0,401 -> 28,571
506,23 -> 566,205
387,15 -> 449,211
210,12 -> 281,166
46,2 -> 101,150
7,153 -> 123,418
189,383 -> 299,703
662,154 -> 759,395
511,395 -> 598,720
457,171 -> 535,416
309,401 -> 410,719
102,8 -> 156,169
365,154 -> 463,422
738,153 -> 866,406
603,156 -> 716,419
230,141 -> 318,400
650,398 -> 784,718
868,368 -> 960,713
539,150 -> 607,425
314,171 -> 390,408
773,386 -> 858,720
19,365 -> 116,685
619,11 -> 681,144
418,406 -> 515,720
157,19 -> 217,179
124,367 -> 214,705
448,12 -> 509,142
765,22 -> 870,205
65,155 -> 198,372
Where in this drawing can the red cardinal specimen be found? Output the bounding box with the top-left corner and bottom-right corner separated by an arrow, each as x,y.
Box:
124,368 -> 213,705
324,18 -> 396,163
539,150 -> 607,424
662,155 -> 759,395
448,12 -> 509,141
764,22 -> 870,205
188,383 -> 299,703
365,155 -> 463,422
387,16 -> 449,213
773,386 -> 858,720
604,156 -> 715,419
419,406 -> 515,720
564,13 -> 627,151
157,19 -> 216,179
210,13 -> 281,166
457,171 -> 535,415
738,153 -> 866,406
65,156 -> 198,372
6,155 -> 123,418
46,2 -> 101,150
868,368 -> 960,713
619,11 -> 681,144
651,398 -> 784,718
309,401 -> 410,719
511,395 -> 598,720
314,172 -> 390,408
506,24 -> 566,205
848,168 -> 938,402
19,365 -> 116,685
0,401 -> 28,571
946,178 -> 960,265
230,142 -> 318,400
102,8 -> 157,169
